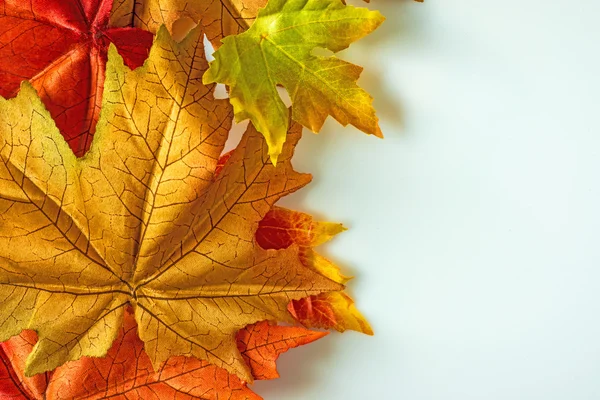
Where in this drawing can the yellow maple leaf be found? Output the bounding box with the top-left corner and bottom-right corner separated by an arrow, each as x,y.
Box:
0,25 -> 344,382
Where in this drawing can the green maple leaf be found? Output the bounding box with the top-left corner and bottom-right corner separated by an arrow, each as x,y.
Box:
204,0 -> 385,163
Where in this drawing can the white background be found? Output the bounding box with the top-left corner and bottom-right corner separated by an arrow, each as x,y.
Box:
246,0 -> 600,399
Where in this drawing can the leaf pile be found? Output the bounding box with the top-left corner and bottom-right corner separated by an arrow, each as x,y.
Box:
111,0 -> 387,162
0,0 -> 420,397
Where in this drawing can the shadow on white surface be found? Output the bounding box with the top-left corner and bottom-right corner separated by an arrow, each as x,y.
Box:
220,0 -> 600,399
251,0 -> 422,398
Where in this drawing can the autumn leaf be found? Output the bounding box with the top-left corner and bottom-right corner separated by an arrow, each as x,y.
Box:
289,292 -> 373,335
109,0 -> 418,45
257,207 -> 347,249
0,331 -> 49,400
111,0 -> 266,46
237,320 -> 328,381
0,24 -> 347,382
0,333 -> 38,399
0,307 -> 327,399
0,0 -> 153,156
256,207 -> 373,335
256,206 -> 350,284
110,0 -> 424,163
203,0 -> 384,163
45,309 -> 261,400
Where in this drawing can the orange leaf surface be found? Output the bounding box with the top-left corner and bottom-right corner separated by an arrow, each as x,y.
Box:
0,331 -> 49,399
0,0 -> 153,156
237,321 -> 327,381
110,0 -> 267,47
0,308 -> 327,399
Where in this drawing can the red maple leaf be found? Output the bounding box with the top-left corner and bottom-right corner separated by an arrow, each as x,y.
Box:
0,0 -> 153,156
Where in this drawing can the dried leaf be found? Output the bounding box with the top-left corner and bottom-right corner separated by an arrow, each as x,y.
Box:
0,336 -> 35,399
257,207 -> 350,284
237,321 -> 327,380
46,308 -> 260,399
0,24 -> 344,382
257,207 -> 347,249
256,207 -> 372,334
0,331 -> 48,400
109,0 -> 413,44
289,292 -> 374,335
1,307 -> 326,399
111,0 -> 265,46
203,0 -> 385,163
0,0 -> 153,156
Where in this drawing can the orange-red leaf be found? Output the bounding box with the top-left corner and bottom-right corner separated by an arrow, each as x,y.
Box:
237,321 -> 327,380
256,207 -> 373,335
0,0 -> 153,156
46,308 -> 259,400
0,348 -> 29,399
257,207 -> 345,249
289,292 -> 374,335
256,207 -> 349,284
0,308 -> 328,399
0,331 -> 48,400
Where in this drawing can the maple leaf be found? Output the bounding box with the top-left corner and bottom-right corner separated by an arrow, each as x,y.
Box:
236,321 -> 328,381
202,0 -> 385,163
0,307 -> 326,399
256,207 -> 373,335
0,331 -> 44,399
111,0 -> 265,46
289,292 -> 373,335
110,0 -> 424,163
256,206 -> 350,285
109,0 -> 416,45
0,24 -> 344,381
0,0 -> 153,156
